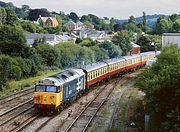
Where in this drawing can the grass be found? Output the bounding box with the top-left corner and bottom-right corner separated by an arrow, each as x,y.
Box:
0,70 -> 61,98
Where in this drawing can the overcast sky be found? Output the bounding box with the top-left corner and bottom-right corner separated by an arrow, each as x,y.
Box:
5,0 -> 180,19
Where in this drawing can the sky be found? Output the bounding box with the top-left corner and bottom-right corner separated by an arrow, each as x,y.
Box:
4,0 -> 180,19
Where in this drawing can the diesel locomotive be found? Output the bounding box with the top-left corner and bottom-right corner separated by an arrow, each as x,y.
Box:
33,51 -> 157,113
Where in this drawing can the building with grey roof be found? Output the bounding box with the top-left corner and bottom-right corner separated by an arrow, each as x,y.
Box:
26,33 -> 72,46
162,33 -> 180,48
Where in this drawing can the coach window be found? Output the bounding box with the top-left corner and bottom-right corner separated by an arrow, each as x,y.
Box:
93,71 -> 95,78
88,73 -> 90,81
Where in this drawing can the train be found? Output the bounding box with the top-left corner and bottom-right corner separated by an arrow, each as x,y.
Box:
33,51 -> 157,113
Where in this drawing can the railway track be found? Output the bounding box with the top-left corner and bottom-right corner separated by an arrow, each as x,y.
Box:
65,76 -> 122,132
11,114 -> 39,132
0,98 -> 36,132
0,87 -> 34,104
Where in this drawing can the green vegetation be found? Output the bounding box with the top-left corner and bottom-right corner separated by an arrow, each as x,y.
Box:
154,14 -> 180,35
137,45 -> 180,131
136,35 -> 161,52
112,30 -> 133,55
0,70 -> 60,98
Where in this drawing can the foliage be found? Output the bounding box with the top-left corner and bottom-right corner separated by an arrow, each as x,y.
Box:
45,26 -> 61,34
36,44 -> 61,67
155,17 -> 172,35
0,8 -> 17,25
136,35 -> 154,52
0,55 -> 22,88
79,38 -> 97,47
55,42 -> 94,68
68,12 -> 79,22
113,24 -> 123,31
0,70 -> 59,97
143,12 -> 147,32
27,8 -> 51,21
169,14 -> 179,22
5,8 -> 18,25
137,45 -> 180,131
112,30 -> 133,55
0,24 -> 26,56
19,20 -> 47,34
81,15 -> 91,22
99,41 -> 122,58
172,18 -> 180,33
0,8 -> 7,24
91,46 -> 109,62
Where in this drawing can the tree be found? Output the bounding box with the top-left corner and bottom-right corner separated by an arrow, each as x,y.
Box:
77,47 -> 94,65
36,44 -> 61,67
80,15 -> 91,23
99,41 -> 122,58
137,45 -> 180,131
91,46 -> 109,62
0,55 -> 22,88
27,8 -> 51,21
143,12 -> 147,32
169,14 -> 179,22
172,18 -> 180,32
155,17 -> 172,35
112,30 -> 133,55
79,38 -> 97,47
20,20 -> 36,33
15,7 -> 27,19
128,16 -> 136,23
113,24 -> 123,31
55,42 -> 95,68
110,17 -> 115,31
5,8 -> 18,25
136,35 -> 154,52
124,22 -> 142,33
22,5 -> 30,12
84,21 -> 94,29
0,8 -> 7,24
69,12 -> 79,22
0,25 -> 26,56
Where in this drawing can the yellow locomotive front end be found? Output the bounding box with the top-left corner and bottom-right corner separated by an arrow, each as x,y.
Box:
34,84 -> 63,113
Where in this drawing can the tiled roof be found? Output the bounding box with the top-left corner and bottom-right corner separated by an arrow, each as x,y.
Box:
65,21 -> 76,26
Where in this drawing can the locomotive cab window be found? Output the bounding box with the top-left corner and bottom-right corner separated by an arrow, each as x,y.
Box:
35,85 -> 46,92
46,86 -> 57,93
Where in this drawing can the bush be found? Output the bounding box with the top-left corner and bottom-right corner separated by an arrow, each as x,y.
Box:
136,45 -> 180,131
0,55 -> 22,86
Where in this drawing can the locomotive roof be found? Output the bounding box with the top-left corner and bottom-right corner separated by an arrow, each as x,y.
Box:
36,69 -> 84,86
81,62 -> 108,72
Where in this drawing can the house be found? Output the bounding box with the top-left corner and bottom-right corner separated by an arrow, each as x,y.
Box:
128,42 -> 141,55
26,33 -> 72,46
37,15 -> 59,27
65,21 -> 77,30
76,21 -> 84,29
65,21 -> 85,30
162,33 -> 180,48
